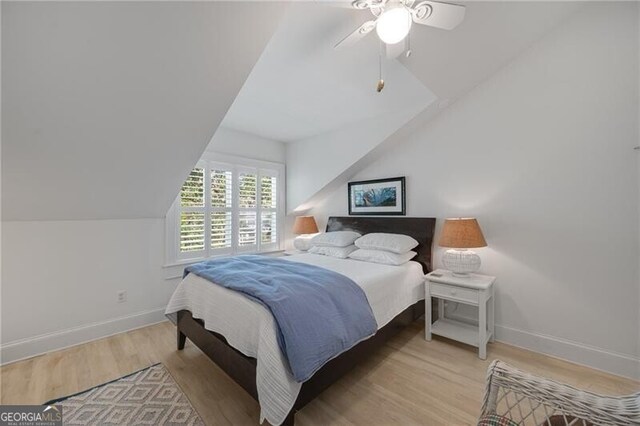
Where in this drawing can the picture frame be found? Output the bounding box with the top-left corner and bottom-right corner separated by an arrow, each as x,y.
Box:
348,177 -> 406,216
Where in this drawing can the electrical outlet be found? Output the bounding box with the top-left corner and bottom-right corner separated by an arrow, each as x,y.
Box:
117,290 -> 127,303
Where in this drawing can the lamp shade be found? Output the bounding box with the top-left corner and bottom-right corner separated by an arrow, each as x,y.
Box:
439,218 -> 487,248
292,216 -> 319,235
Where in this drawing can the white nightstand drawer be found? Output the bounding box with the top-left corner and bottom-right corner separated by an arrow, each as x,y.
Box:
430,282 -> 478,304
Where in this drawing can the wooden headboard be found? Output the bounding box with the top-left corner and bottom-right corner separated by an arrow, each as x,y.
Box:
326,216 -> 436,273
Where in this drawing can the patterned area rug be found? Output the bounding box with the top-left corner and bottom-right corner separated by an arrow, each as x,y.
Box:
45,363 -> 204,426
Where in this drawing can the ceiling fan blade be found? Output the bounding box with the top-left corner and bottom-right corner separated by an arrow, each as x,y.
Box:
412,1 -> 466,30
334,20 -> 377,49
351,0 -> 387,10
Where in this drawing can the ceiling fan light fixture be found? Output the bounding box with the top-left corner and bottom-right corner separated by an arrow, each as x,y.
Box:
375,5 -> 412,45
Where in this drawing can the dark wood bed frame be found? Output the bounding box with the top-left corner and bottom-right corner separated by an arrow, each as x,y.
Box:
176,216 -> 436,425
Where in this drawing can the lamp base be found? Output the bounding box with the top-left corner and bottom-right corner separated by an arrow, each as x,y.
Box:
293,233 -> 319,251
442,249 -> 481,276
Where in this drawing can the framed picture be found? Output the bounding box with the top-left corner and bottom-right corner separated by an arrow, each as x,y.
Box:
348,177 -> 406,216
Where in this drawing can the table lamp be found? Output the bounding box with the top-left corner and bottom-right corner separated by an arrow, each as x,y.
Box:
292,216 -> 319,236
439,218 -> 487,276
292,216 -> 319,252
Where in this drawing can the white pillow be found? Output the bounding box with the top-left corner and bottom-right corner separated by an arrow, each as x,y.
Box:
355,233 -> 419,254
348,249 -> 417,266
311,231 -> 361,248
309,245 -> 357,259
293,234 -> 318,251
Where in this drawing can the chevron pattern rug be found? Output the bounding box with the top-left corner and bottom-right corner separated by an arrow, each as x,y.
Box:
46,364 -> 204,426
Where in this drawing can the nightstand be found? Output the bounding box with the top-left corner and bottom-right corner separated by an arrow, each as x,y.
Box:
425,269 -> 495,359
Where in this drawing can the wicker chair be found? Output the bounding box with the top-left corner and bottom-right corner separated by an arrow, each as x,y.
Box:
480,360 -> 640,426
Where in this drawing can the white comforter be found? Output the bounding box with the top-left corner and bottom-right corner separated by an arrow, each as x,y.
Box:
165,253 -> 425,425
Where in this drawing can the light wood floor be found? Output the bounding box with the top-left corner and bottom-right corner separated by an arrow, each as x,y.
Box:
1,321 -> 638,425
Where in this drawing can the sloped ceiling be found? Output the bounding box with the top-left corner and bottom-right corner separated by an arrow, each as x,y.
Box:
285,1 -> 583,211
397,1 -> 584,100
222,2 -> 436,212
221,3 -> 434,143
1,1 -> 287,221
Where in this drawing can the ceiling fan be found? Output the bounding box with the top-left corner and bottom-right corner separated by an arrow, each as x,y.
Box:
334,0 -> 466,50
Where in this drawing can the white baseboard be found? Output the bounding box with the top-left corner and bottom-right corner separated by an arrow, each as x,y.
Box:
0,308 -> 168,365
2,307 -> 638,380
494,324 -> 640,380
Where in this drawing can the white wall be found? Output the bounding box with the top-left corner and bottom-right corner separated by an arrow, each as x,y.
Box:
286,103 -> 430,213
207,126 -> 286,164
310,3 -> 640,378
1,219 -> 174,363
0,2 -> 289,362
1,127 -> 286,364
637,0 -> 640,374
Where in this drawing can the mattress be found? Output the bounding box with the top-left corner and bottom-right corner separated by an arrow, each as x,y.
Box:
164,253 -> 425,425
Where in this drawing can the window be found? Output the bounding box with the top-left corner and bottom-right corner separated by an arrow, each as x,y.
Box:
166,153 -> 284,264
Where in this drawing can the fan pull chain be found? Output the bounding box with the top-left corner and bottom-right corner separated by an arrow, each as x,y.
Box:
406,10 -> 412,57
377,42 -> 385,93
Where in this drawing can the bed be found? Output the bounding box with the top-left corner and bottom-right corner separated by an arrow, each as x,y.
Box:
166,216 -> 436,425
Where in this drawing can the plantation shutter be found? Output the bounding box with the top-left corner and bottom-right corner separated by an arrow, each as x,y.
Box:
237,168 -> 258,251
210,164 -> 233,254
179,166 -> 206,257
260,170 -> 278,250
171,156 -> 282,263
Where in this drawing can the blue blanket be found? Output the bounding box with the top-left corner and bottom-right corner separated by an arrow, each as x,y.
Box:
184,255 -> 377,382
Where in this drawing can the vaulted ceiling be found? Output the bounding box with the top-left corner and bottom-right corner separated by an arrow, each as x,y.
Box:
2,1 -> 287,221
221,3 -> 434,142
224,1 -> 582,147
2,1 -> 587,220
278,1 -> 583,211
397,1 -> 583,100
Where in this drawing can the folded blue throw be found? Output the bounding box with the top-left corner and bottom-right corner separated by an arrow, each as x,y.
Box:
184,255 -> 378,382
